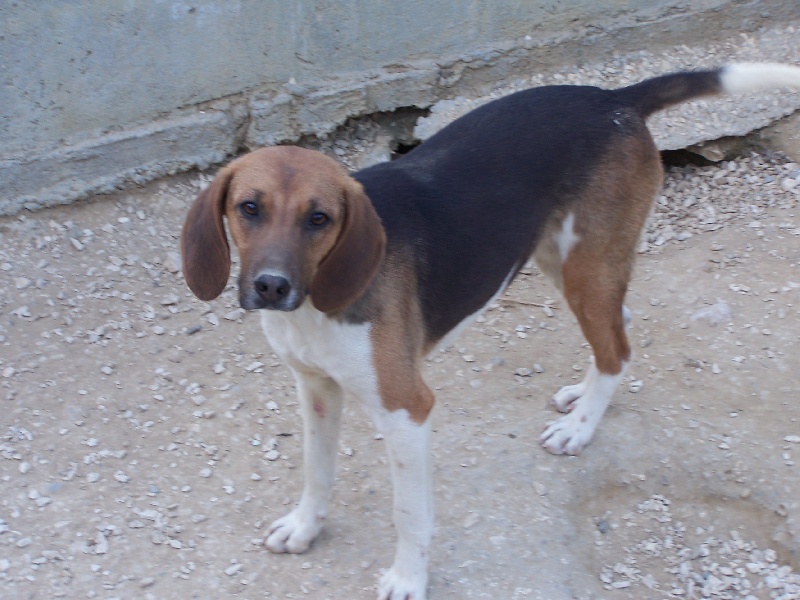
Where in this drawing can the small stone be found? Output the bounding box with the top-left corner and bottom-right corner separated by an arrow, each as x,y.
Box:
199,468 -> 213,478
93,532 -> 109,554
86,472 -> 101,483
691,301 -> 731,326
114,471 -> 130,483
224,563 -> 243,576
264,450 -> 280,461
515,367 -> 533,377
164,252 -> 182,273
12,306 -> 31,318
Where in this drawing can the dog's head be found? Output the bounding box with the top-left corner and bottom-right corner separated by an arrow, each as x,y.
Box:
180,146 -> 386,313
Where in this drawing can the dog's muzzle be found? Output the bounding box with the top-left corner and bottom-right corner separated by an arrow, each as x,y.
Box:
240,272 -> 303,311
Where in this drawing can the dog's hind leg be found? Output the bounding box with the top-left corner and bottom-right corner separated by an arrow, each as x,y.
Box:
537,131 -> 661,455
539,249 -> 632,455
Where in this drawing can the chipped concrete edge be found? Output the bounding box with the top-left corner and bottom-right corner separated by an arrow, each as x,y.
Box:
0,110 -> 239,216
2,4 -> 799,216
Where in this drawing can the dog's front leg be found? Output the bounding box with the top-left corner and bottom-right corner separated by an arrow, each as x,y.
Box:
265,369 -> 343,553
373,409 -> 434,600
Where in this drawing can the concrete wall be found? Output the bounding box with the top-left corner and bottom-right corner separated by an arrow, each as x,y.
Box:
1,0 -> 798,214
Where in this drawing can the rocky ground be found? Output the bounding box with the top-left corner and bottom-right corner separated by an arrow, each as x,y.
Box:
2,37 -> 800,600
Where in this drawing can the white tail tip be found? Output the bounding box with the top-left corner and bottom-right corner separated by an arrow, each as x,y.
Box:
720,63 -> 800,94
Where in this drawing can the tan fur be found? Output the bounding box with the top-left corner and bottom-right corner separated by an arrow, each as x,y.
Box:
368,252 -> 435,423
559,132 -> 662,375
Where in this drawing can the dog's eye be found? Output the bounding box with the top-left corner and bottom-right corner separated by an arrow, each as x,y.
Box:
240,201 -> 259,217
308,212 -> 329,227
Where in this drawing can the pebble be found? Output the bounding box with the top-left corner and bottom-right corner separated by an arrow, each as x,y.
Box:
163,252 -> 182,273
691,301 -> 732,326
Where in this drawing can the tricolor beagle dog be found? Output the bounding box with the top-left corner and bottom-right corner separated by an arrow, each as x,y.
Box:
181,63 -> 800,599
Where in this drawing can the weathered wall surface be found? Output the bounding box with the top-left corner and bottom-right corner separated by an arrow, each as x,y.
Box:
1,1 -> 798,214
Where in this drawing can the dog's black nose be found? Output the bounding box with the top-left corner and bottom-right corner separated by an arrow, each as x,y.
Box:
254,273 -> 291,304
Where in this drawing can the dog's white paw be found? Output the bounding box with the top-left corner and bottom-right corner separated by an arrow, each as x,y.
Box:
552,381 -> 586,412
539,411 -> 595,455
378,568 -> 427,600
264,510 -> 323,554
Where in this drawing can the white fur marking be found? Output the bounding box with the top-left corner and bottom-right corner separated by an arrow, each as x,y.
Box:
540,362 -> 626,455
260,300 -> 375,395
556,211 -> 580,262
373,411 -> 433,600
265,372 -> 343,554
260,301 -> 432,598
720,63 -> 800,95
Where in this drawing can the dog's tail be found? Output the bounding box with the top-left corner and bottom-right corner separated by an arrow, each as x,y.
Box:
617,63 -> 800,118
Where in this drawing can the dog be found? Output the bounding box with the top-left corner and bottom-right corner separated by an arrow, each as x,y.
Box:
181,63 -> 800,599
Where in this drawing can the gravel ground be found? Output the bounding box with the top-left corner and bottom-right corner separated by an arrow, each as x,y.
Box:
2,36 -> 800,600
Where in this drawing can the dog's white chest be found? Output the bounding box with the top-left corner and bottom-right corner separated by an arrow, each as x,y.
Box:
259,302 -> 375,387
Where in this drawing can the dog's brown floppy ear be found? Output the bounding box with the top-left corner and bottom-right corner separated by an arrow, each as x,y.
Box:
180,168 -> 233,301
311,181 -> 386,313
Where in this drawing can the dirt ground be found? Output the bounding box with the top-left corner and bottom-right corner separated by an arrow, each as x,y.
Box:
1,147 -> 799,600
